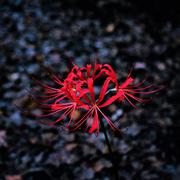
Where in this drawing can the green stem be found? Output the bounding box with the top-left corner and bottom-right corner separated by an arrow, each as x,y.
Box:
99,118 -> 119,180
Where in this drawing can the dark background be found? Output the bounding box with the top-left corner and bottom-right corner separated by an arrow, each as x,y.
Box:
0,0 -> 180,179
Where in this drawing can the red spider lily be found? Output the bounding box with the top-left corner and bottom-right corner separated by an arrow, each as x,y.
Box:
32,63 -> 161,135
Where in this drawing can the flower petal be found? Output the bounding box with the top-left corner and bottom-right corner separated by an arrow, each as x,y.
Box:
97,77 -> 111,104
89,108 -> 99,134
87,78 -> 95,103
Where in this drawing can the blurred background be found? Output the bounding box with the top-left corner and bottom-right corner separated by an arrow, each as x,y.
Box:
0,0 -> 180,179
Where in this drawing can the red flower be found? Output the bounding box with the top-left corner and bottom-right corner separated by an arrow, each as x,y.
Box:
32,63 -> 161,135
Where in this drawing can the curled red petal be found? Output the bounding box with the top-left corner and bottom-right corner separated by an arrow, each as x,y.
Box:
120,77 -> 134,89
99,92 -> 123,108
87,78 -> 95,103
89,108 -> 99,134
97,77 -> 111,104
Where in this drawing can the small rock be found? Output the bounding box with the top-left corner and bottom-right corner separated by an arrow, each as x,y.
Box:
41,132 -> 55,143
134,62 -> 146,69
35,152 -> 44,163
5,175 -> 22,180
126,123 -> 141,137
106,24 -> 115,33
9,112 -> 22,125
156,62 -> 166,71
65,143 -> 77,151
82,167 -> 94,179
118,140 -> 131,154
0,130 -> 7,147
8,73 -> 20,81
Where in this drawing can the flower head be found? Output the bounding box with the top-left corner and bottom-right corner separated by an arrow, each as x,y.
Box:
32,63 -> 161,135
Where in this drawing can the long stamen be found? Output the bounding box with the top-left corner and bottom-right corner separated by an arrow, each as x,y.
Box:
53,106 -> 75,124
97,106 -> 121,132
70,107 -> 95,131
123,94 -> 138,109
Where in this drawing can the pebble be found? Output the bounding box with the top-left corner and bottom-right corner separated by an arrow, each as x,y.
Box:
9,112 -> 23,125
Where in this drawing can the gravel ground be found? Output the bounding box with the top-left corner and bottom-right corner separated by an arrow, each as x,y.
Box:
0,0 -> 180,179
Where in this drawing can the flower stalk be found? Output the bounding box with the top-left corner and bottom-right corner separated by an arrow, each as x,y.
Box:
99,118 -> 119,180
99,117 -> 112,154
